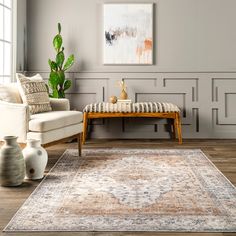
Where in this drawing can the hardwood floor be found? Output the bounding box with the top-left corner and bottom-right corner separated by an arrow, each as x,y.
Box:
0,139 -> 236,236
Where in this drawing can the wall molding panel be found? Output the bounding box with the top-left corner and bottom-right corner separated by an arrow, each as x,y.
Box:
27,71 -> 236,139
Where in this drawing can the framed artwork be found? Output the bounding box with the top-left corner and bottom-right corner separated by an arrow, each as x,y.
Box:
103,3 -> 153,65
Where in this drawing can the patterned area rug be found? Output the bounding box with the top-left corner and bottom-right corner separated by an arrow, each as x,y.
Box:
4,149 -> 236,232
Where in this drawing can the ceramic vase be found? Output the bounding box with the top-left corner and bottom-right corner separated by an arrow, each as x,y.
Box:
0,136 -> 25,187
23,139 -> 48,180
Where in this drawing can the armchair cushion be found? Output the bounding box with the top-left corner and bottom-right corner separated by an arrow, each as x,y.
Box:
29,111 -> 83,132
50,98 -> 70,111
27,123 -> 83,145
16,73 -> 52,114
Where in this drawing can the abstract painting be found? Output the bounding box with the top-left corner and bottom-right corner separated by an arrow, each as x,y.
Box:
103,4 -> 153,64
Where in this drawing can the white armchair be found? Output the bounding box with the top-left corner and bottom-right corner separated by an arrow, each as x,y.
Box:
0,83 -> 83,156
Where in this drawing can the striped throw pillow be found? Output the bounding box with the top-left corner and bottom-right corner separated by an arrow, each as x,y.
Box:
16,73 -> 52,114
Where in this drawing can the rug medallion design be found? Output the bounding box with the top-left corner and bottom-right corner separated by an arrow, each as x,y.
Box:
4,149 -> 236,232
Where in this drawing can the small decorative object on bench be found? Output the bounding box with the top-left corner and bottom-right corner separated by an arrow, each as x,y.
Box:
119,79 -> 128,100
83,102 -> 182,144
117,99 -> 132,104
109,96 -> 117,104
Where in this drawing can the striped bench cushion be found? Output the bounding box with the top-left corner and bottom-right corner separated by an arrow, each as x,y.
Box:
83,102 -> 180,113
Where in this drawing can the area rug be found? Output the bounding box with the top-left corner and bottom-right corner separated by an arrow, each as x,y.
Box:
4,149 -> 236,232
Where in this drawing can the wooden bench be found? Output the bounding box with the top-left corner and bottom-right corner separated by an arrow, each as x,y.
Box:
82,102 -> 182,144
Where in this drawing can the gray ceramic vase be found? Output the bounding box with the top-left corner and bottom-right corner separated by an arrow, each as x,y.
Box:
0,136 -> 25,187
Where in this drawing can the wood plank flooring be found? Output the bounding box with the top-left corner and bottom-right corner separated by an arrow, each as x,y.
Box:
0,139 -> 236,236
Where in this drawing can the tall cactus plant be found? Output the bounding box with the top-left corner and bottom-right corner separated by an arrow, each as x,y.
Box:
48,23 -> 75,98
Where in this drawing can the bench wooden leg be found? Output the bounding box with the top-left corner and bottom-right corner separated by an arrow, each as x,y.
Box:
78,133 -> 82,157
171,119 -> 176,139
83,112 -> 88,144
174,117 -> 178,140
176,112 -> 182,144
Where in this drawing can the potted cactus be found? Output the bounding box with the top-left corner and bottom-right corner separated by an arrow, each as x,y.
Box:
48,23 -> 75,98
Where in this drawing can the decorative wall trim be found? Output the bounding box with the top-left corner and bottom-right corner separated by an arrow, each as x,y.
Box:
27,71 -> 236,139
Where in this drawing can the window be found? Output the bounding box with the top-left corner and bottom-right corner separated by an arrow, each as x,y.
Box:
0,0 -> 12,83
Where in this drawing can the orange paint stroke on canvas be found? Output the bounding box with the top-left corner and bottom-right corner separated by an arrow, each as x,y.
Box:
136,38 -> 152,63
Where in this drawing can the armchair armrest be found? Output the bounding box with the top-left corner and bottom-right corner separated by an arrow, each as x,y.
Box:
0,101 -> 29,143
49,98 -> 70,111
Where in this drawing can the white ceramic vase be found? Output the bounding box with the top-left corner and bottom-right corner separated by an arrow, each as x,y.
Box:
0,136 -> 25,186
23,139 -> 48,180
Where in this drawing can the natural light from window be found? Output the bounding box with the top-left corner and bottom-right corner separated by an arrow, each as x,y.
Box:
0,0 -> 12,83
